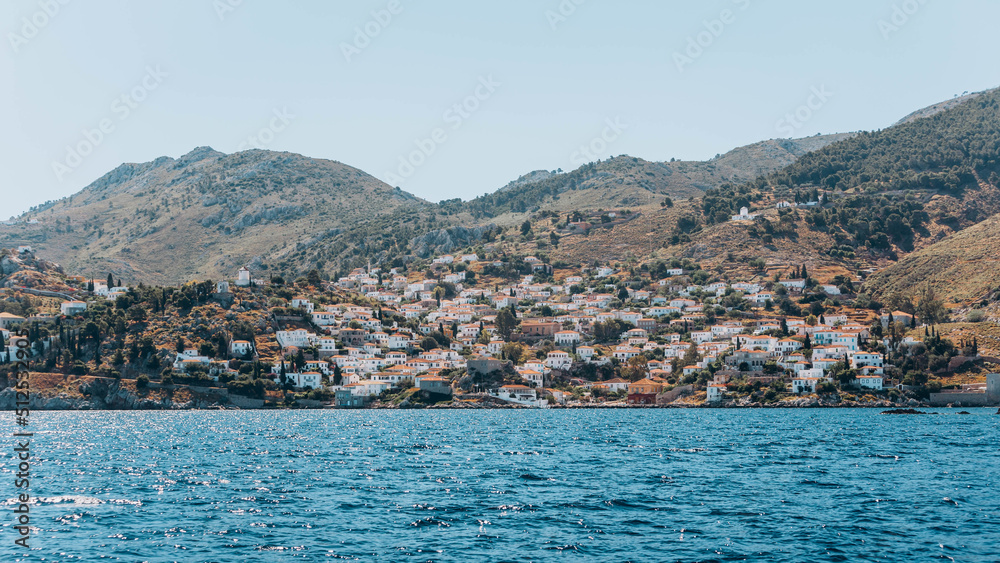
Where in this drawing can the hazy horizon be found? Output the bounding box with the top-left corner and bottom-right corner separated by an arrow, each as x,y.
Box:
4,0 -> 1000,217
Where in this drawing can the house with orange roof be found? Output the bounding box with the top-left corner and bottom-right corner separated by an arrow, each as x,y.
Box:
627,378 -> 663,405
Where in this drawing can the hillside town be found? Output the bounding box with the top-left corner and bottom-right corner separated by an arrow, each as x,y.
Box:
2,243 -> 996,410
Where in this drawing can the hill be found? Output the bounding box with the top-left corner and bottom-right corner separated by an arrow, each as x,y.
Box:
690,88 -> 1000,264
862,212 -> 1000,304
1,148 -> 440,285
893,90 -> 983,125
461,133 -> 854,221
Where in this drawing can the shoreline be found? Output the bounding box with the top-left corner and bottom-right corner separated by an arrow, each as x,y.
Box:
6,401 -> 995,411
4,381 -> 994,411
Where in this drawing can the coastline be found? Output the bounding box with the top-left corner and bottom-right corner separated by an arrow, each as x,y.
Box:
4,376 -> 993,411
1,388 -> 967,411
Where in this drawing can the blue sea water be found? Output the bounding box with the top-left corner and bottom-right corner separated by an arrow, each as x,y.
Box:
2,409 -> 999,562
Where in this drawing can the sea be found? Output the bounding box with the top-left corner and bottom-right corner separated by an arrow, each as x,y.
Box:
3,409 -> 998,562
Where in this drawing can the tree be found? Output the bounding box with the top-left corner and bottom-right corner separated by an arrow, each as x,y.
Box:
501,342 -> 525,364
916,285 -> 947,325
199,342 -> 216,358
621,355 -> 649,382
683,342 -> 700,367
107,273 -> 115,289
306,269 -> 323,287
520,220 -> 532,236
420,337 -> 438,352
128,305 -> 147,323
175,336 -> 186,353
593,319 -> 630,343
495,308 -> 519,341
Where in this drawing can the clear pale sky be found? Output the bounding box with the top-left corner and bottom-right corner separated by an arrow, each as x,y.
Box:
3,0 -> 999,217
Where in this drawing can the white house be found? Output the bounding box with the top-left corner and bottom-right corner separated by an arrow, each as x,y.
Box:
779,279 -> 807,291
706,384 -> 726,403
347,380 -> 391,396
554,330 -> 581,346
276,329 -> 314,349
854,375 -> 883,390
791,377 -> 820,394
490,385 -> 548,408
731,207 -> 757,221
230,340 -> 254,357
691,331 -> 713,344
236,266 -> 252,287
518,368 -> 545,389
173,349 -> 212,372
544,350 -> 573,370
60,301 -> 88,316
290,372 -> 322,389
849,352 -> 883,370
291,297 -> 314,314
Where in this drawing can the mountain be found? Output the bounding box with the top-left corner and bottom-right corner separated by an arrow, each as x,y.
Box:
1,148 -> 437,285
8,87 -> 995,287
862,212 -> 1000,304
497,170 -> 557,193
462,133 -> 855,221
894,90 -> 984,126
682,87 -> 1000,269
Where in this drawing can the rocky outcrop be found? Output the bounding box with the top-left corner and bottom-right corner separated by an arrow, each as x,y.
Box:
409,224 -> 497,258
1,255 -> 22,276
0,379 -> 232,410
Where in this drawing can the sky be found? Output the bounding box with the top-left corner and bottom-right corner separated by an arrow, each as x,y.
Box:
3,0 -> 1000,217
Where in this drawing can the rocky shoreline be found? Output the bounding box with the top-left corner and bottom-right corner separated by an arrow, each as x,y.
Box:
1,386 -> 961,411
0,380 -> 229,410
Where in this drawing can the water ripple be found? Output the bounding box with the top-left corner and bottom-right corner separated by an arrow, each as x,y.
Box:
0,408 -> 997,561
